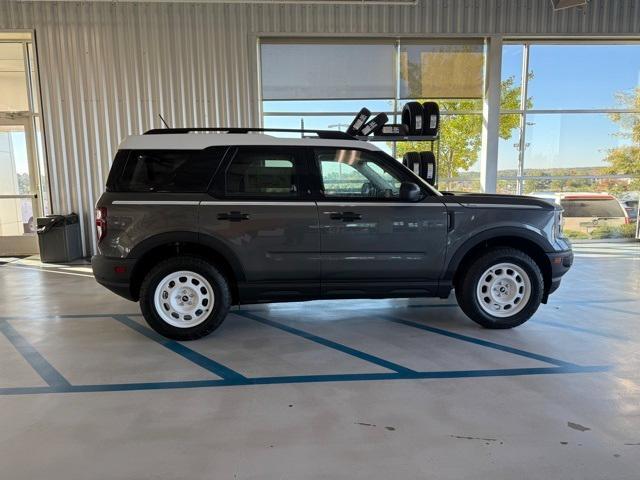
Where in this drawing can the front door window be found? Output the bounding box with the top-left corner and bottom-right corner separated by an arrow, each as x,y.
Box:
315,149 -> 406,200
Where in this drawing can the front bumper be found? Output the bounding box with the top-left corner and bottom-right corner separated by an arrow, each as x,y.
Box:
91,255 -> 137,301
545,249 -> 574,296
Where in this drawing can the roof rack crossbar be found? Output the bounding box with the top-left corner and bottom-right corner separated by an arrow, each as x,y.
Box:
143,127 -> 356,140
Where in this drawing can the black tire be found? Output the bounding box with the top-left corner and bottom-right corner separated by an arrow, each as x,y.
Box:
402,151 -> 421,170
360,112 -> 389,136
422,101 -> 440,136
419,151 -> 437,185
346,107 -> 371,136
139,256 -> 231,340
455,247 -> 544,329
401,102 -> 424,135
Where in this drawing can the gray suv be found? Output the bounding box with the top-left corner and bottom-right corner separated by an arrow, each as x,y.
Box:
92,128 -> 573,340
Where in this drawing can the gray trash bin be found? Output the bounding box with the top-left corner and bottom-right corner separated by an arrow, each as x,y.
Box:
36,213 -> 82,263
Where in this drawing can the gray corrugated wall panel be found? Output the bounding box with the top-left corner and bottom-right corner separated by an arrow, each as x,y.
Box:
0,0 -> 638,255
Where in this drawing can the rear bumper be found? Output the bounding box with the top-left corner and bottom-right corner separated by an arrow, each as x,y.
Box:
546,249 -> 574,296
91,255 -> 137,301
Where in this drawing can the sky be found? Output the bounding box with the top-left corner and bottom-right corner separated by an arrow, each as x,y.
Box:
1,131 -> 29,176
264,44 -> 640,173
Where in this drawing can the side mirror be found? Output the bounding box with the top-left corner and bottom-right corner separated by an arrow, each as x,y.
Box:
400,182 -> 421,202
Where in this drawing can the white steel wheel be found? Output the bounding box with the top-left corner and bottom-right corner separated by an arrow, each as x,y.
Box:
153,270 -> 214,328
475,262 -> 531,318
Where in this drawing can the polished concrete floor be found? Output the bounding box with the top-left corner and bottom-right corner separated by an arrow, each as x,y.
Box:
1,242 -> 639,479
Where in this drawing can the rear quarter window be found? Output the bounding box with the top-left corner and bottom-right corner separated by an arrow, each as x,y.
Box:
561,198 -> 625,218
113,148 -> 226,192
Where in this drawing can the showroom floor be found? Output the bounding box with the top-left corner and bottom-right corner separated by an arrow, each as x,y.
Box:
1,242 -> 639,479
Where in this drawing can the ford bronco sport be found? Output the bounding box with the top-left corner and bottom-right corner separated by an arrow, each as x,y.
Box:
92,128 -> 573,340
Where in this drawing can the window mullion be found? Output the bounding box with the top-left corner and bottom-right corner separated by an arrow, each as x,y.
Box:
516,43 -> 530,195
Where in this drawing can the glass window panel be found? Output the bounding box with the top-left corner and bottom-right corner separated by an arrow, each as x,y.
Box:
521,113 -> 639,195
438,113 -> 483,179
0,43 -> 29,111
264,114 -> 359,133
523,113 -> 637,171
117,149 -> 225,193
394,113 -> 481,189
261,43 -> 396,100
315,148 -> 404,199
398,98 -> 482,113
501,44 -> 523,110
440,176 -> 480,193
226,151 -> 297,197
527,44 -> 640,110
33,116 -> 50,214
263,114 -> 394,155
27,42 -> 38,114
263,99 -> 393,114
496,179 -> 518,195
0,125 -> 30,196
0,198 -> 35,236
399,43 -> 484,99
498,113 -> 523,175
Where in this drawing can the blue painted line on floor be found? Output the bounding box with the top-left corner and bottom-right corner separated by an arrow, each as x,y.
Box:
548,298 -> 639,307
588,303 -> 639,318
0,320 -> 71,387
407,303 -> 458,309
237,311 -> 417,374
378,315 -> 578,368
533,319 -> 629,341
111,315 -> 247,382
0,313 -> 143,322
0,364 -> 610,396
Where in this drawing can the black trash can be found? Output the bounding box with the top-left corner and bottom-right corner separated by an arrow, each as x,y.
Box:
36,213 -> 83,263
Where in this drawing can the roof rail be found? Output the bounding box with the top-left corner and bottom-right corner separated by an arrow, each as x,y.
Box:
143,127 -> 356,140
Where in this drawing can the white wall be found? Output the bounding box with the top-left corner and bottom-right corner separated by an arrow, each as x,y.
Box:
0,0 -> 637,254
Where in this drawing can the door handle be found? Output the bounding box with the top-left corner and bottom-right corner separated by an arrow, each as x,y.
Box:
217,211 -> 250,222
329,211 -> 362,221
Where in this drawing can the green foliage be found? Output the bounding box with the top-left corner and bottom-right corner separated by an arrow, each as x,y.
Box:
565,224 -> 636,240
17,173 -> 31,195
603,87 -> 640,192
589,224 -> 636,240
563,229 -> 590,240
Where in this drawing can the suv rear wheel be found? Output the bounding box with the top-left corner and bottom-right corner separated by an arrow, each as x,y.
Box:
139,256 -> 231,340
455,247 -> 543,329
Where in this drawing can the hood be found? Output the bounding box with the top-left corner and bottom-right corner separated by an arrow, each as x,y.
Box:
440,191 -> 558,210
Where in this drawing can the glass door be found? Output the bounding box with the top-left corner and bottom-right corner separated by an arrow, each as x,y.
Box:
0,116 -> 40,255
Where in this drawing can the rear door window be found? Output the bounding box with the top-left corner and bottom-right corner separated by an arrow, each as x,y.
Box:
116,148 -> 226,192
561,198 -> 625,218
223,147 -> 303,198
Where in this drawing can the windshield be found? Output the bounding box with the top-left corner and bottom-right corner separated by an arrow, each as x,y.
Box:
561,198 -> 625,218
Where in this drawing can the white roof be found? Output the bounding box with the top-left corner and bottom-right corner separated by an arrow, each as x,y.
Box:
119,133 -> 384,152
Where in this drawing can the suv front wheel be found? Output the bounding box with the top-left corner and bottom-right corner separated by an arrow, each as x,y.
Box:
455,247 -> 544,329
139,256 -> 231,340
